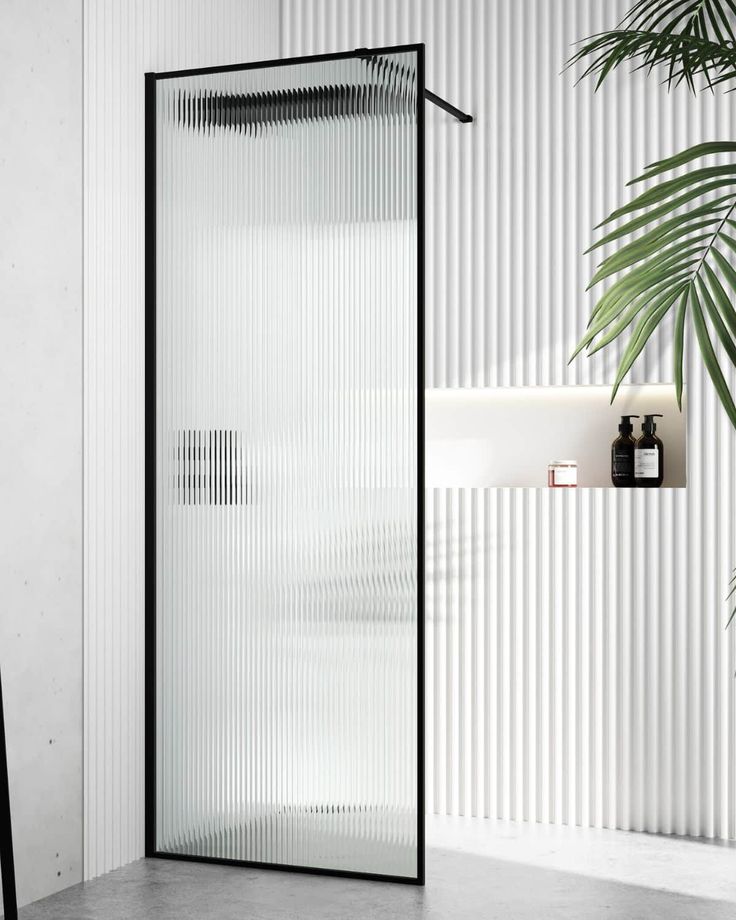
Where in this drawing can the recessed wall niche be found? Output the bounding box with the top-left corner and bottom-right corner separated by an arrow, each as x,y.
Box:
426,384 -> 687,489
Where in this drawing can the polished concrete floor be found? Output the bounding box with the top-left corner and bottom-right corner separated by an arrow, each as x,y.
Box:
16,817 -> 736,920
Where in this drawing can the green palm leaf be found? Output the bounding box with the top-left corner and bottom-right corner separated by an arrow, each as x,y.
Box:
569,30 -> 736,90
571,141 -> 736,429
673,289 -> 689,405
568,0 -> 736,91
690,284 -> 736,426
726,568 -> 736,629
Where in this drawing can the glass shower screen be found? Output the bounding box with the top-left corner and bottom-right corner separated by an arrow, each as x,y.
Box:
146,47 -> 423,883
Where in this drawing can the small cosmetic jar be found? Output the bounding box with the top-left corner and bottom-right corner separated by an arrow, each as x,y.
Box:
548,460 -> 578,488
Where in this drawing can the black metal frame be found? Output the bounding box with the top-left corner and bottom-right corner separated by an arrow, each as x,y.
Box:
145,44 -> 429,887
0,667 -> 18,920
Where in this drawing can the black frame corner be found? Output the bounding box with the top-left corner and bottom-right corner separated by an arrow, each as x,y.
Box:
0,667 -> 18,920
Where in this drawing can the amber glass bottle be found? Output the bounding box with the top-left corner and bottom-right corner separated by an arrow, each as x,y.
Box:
611,415 -> 639,487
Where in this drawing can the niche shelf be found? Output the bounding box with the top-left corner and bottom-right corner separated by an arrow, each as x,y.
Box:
425,384 -> 687,489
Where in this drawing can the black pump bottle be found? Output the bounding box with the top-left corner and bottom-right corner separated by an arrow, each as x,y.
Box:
635,414 -> 664,487
611,415 -> 639,487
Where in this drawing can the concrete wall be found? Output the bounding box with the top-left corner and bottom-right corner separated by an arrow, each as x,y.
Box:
0,0 -> 83,907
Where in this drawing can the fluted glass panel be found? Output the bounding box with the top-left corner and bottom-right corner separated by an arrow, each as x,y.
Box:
154,50 -> 420,878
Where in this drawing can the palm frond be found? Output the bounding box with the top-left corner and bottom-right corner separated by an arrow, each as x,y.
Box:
568,0 -> 736,91
726,567 -> 736,628
625,0 -> 736,43
570,142 -> 736,426
569,29 -> 736,89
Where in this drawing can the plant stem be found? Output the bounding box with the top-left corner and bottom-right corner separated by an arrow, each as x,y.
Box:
692,199 -> 736,280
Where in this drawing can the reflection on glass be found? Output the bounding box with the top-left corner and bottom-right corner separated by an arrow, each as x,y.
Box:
155,51 -> 419,878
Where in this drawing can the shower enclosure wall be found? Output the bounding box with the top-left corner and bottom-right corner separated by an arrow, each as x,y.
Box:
145,46 -> 424,883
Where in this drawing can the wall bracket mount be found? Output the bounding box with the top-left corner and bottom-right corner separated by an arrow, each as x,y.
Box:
354,47 -> 473,123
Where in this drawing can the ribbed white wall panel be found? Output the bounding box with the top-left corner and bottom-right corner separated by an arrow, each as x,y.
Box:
426,488 -> 735,837
284,0 -> 736,838
83,0 -> 145,880
83,0 -> 279,879
282,0 -> 736,391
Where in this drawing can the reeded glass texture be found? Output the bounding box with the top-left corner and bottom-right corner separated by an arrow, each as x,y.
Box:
155,51 -> 419,878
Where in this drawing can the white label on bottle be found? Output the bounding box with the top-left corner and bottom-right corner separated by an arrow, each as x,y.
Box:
635,447 -> 659,478
552,467 -> 577,486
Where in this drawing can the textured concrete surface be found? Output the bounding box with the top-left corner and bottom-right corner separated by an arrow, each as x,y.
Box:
430,815 -> 736,905
0,0 -> 83,907
14,845 -> 736,920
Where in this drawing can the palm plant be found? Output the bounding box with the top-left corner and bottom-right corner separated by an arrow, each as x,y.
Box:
568,0 -> 736,625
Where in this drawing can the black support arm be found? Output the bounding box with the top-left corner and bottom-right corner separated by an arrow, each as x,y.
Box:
424,89 -> 473,123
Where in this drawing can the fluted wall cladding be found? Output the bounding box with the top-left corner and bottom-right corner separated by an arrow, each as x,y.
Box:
84,0 -> 736,884
83,0 -> 280,880
284,0 -> 736,839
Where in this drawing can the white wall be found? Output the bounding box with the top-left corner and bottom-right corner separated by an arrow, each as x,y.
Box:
283,0 -> 736,838
0,0 -> 83,906
83,0 -> 280,880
